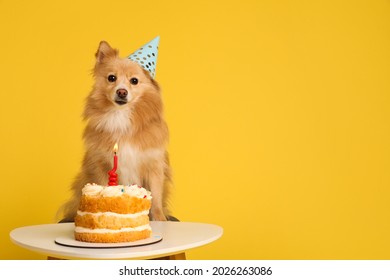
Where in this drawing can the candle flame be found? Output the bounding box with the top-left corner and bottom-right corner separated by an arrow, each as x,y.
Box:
113,143 -> 118,152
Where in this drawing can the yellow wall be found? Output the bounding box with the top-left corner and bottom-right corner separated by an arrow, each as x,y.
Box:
1,0 -> 389,259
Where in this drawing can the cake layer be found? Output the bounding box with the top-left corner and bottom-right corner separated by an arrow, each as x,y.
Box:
74,229 -> 151,243
75,184 -> 153,243
78,194 -> 151,214
75,211 -> 149,230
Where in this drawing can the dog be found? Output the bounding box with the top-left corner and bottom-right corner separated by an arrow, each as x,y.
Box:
59,41 -> 171,222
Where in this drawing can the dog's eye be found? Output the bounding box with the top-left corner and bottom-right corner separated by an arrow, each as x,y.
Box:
130,78 -> 138,85
107,75 -> 117,82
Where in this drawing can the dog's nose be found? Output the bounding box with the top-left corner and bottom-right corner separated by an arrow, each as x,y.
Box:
116,88 -> 128,98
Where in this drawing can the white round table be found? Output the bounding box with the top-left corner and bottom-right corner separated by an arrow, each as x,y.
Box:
10,221 -> 223,260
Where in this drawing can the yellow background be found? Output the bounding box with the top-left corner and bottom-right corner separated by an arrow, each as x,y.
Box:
1,0 -> 389,259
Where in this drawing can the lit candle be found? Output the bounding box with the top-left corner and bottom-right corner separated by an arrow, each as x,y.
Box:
108,143 -> 118,186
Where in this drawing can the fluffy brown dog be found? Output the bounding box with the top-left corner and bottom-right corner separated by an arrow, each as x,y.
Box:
60,41 -> 171,222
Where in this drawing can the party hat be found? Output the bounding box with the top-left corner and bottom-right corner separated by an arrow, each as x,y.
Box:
128,36 -> 160,78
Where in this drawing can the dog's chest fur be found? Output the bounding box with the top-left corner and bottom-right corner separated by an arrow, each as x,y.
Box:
117,142 -> 164,186
95,108 -> 130,135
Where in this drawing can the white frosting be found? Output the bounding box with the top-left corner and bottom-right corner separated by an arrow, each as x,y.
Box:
100,185 -> 123,197
81,183 -> 152,199
77,210 -> 149,218
82,184 -> 104,196
124,184 -> 152,199
75,224 -> 151,234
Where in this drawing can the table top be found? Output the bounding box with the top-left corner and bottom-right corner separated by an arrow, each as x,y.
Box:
10,221 -> 223,260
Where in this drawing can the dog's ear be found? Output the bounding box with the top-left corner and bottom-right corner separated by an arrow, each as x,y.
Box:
95,41 -> 118,63
141,67 -> 160,89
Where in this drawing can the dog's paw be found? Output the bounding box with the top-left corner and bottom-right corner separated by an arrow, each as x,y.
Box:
151,209 -> 168,221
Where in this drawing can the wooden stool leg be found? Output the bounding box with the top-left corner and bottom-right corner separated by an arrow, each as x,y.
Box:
168,252 -> 186,260
151,252 -> 186,260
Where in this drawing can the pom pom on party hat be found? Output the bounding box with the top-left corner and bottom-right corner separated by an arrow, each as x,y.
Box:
128,36 -> 160,78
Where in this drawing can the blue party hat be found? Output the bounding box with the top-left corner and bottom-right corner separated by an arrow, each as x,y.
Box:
128,36 -> 160,78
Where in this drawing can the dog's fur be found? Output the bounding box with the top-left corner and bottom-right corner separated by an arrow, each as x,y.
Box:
59,41 -> 171,222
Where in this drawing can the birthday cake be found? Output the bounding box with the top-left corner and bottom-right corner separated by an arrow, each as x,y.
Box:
74,183 -> 152,243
